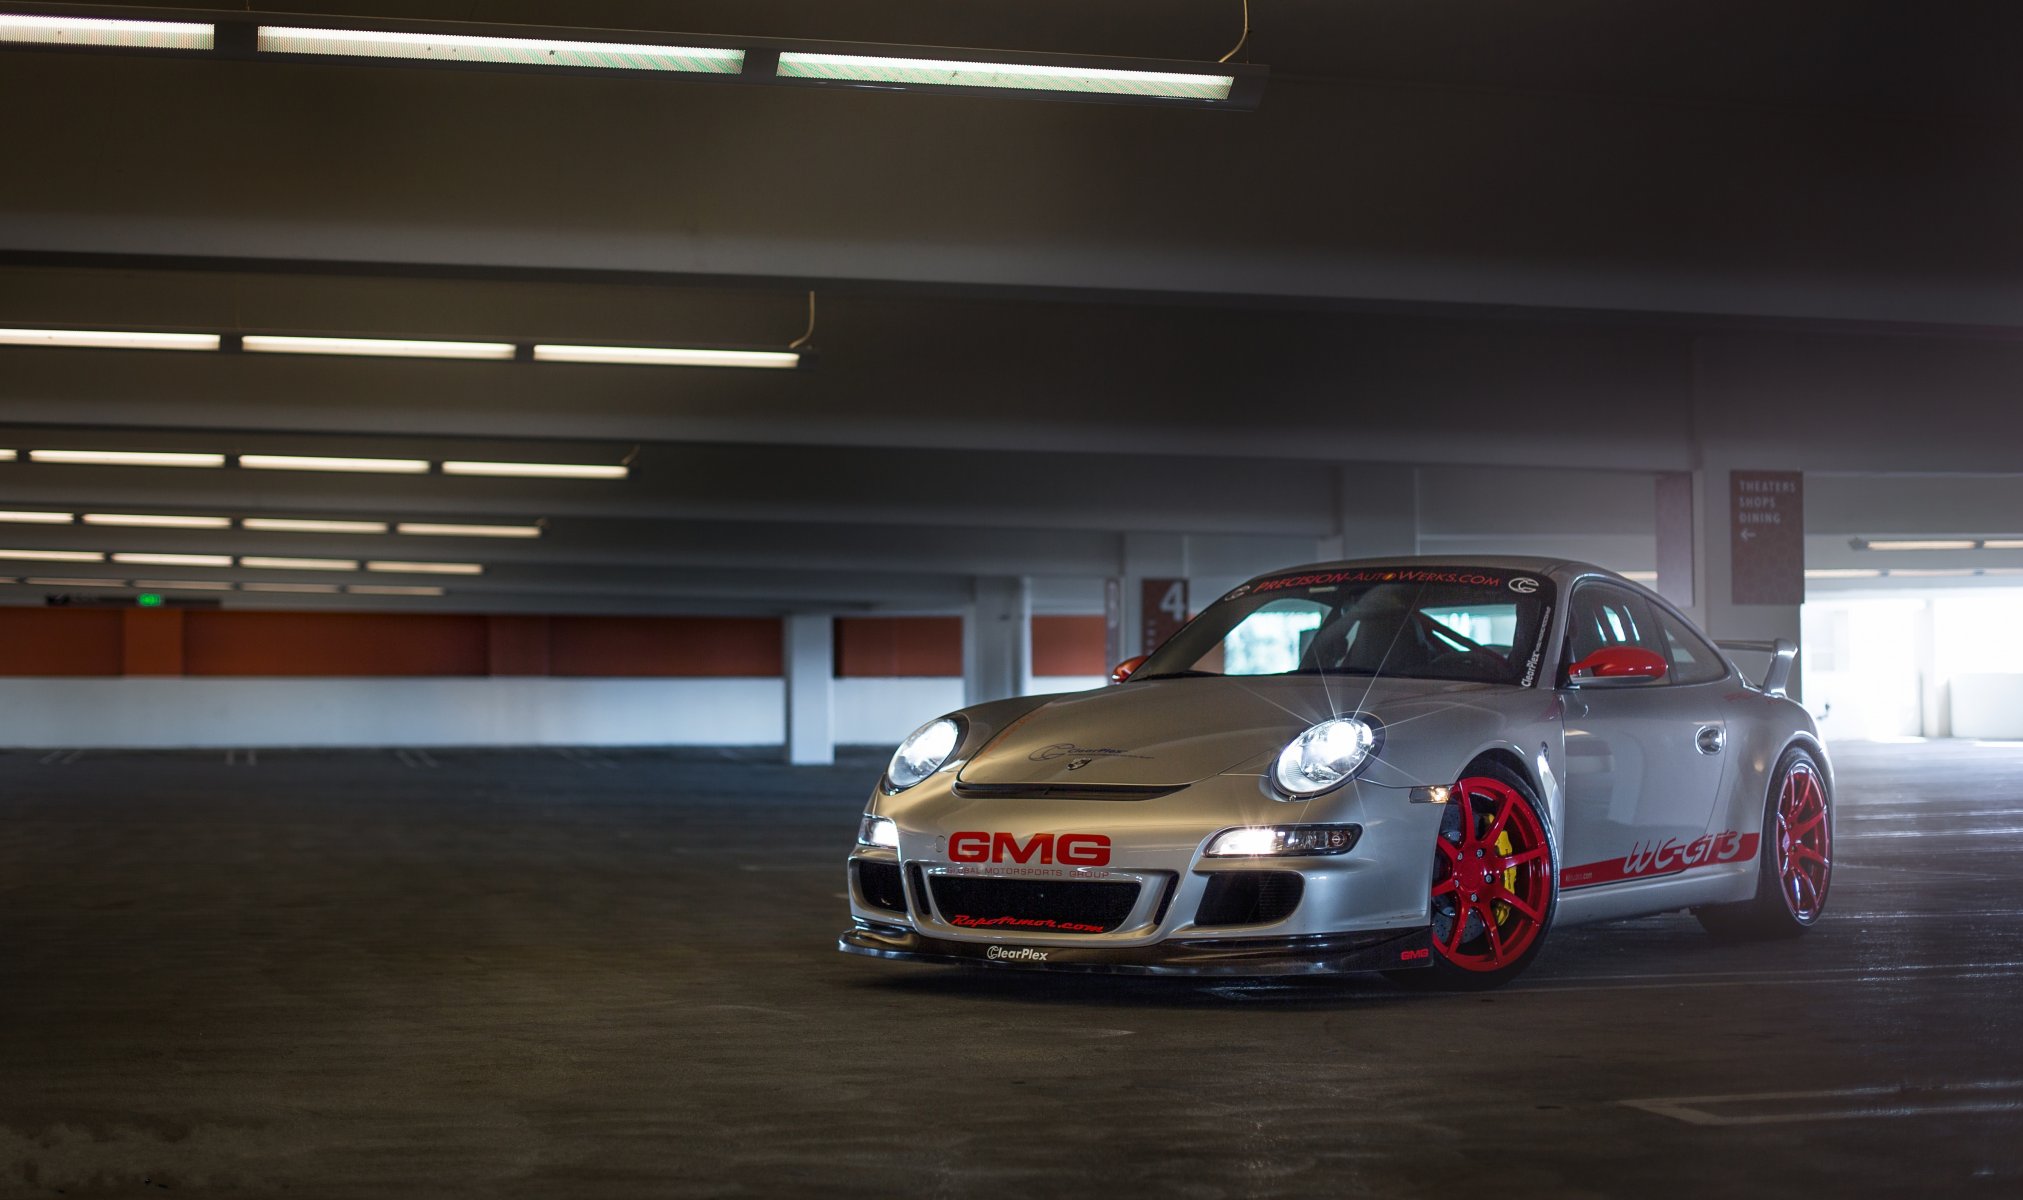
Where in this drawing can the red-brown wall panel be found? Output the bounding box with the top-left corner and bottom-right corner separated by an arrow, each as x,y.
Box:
121,608 -> 185,676
1032,615 -> 1108,677
183,612 -> 490,676
834,616 -> 963,677
0,609 -> 125,675
547,616 -> 782,677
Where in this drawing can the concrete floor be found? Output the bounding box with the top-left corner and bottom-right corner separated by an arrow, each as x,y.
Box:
2,740 -> 2019,1197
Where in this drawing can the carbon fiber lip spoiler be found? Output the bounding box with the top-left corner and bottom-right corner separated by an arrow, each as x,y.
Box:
838,923 -> 1432,977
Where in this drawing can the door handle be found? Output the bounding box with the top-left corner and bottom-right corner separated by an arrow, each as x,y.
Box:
1695,725 -> 1725,755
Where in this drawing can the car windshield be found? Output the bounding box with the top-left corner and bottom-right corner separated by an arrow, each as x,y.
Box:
1133,566 -> 1557,687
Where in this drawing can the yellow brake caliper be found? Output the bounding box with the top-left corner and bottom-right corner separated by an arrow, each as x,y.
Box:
1490,830 -> 1516,926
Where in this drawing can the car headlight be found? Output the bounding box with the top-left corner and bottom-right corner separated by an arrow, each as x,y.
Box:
884,717 -> 962,792
1273,716 -> 1379,798
1205,824 -> 1362,857
857,815 -> 900,849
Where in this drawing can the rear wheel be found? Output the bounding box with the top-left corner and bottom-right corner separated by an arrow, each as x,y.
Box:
1388,762 -> 1557,990
1696,746 -> 1832,940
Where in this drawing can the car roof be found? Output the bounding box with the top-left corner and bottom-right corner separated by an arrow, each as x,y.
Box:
1244,554 -> 1625,586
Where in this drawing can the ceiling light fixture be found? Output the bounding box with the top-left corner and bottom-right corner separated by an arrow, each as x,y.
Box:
0,327 -> 220,351
0,548 -> 105,562
30,449 -> 226,468
366,561 -> 483,575
349,584 -> 447,596
83,513 -> 232,529
241,556 -> 361,571
242,582 -> 344,594
240,454 -> 431,475
441,460 -> 628,480
531,344 -> 799,369
130,579 -> 235,591
1804,568 -> 1884,580
395,522 -> 541,538
256,26 -> 745,74
1885,568 -> 1977,578
1862,539 -> 1977,551
242,334 -> 516,360
242,517 -> 391,534
24,576 -> 123,588
0,14 -> 212,50
1980,539 -> 2023,550
111,552 -> 233,567
775,50 -> 1236,102
0,510 -> 75,524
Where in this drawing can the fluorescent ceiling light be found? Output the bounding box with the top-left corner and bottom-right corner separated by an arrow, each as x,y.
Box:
242,582 -> 343,594
243,517 -> 390,535
0,15 -> 213,51
0,510 -> 75,524
396,522 -> 541,538
241,556 -> 360,571
0,327 -> 219,351
441,460 -> 628,479
240,454 -> 431,475
30,449 -> 226,468
531,344 -> 799,369
1805,568 -> 1883,579
1981,539 -> 2023,550
776,51 -> 1234,101
25,577 -> 123,588
83,513 -> 232,529
112,552 -> 233,567
1864,539 -> 1976,551
0,548 -> 104,562
0,451 -> 13,461
257,26 -> 744,74
242,335 -> 515,360
131,579 -> 235,591
366,560 -> 483,575
1619,570 -> 1658,582
349,584 -> 447,596
1886,568 -> 1976,578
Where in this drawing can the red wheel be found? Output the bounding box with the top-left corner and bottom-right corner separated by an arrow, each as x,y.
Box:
1774,760 -> 1831,922
1697,746 -> 1831,940
1392,762 -> 1557,990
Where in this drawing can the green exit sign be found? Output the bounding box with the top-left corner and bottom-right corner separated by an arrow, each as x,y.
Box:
137,593 -> 165,608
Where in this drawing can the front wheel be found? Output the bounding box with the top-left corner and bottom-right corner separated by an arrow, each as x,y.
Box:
1696,746 -> 1832,940
1388,762 -> 1558,990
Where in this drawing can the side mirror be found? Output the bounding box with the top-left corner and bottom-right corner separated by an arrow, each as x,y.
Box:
1109,654 -> 1148,685
1568,645 -> 1667,686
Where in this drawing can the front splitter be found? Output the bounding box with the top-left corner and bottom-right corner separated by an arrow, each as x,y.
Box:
838,922 -> 1432,977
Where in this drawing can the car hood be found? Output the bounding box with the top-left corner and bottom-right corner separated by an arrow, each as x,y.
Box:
957,674 -> 1507,789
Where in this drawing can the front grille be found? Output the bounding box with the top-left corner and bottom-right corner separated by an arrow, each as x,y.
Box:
928,875 -> 1141,935
852,859 -> 906,913
1194,871 -> 1304,927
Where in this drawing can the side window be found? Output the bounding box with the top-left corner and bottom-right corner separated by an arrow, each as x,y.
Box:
1563,583 -> 1664,675
1657,608 -> 1730,685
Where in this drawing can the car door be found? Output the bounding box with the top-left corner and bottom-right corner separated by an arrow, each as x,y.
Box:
1556,581 -> 1732,889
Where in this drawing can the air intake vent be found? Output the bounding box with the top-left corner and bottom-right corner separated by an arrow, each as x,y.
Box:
852,860 -> 906,913
1194,871 -> 1304,927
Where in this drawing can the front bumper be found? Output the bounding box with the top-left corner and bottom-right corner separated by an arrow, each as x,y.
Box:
838,920 -> 1431,977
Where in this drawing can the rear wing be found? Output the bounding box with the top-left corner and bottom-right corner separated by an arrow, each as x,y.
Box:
1715,638 -> 1798,698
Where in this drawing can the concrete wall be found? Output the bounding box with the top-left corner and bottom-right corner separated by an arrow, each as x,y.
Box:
0,675 -> 1108,749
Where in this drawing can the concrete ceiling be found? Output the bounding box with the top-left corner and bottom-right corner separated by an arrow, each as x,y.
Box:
2,2 -> 2020,611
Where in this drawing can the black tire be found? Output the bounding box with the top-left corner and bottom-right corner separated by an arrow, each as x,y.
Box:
1386,760 -> 1559,991
1695,745 -> 1832,941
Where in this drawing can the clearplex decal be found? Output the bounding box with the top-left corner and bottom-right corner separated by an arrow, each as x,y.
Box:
985,945 -> 1050,962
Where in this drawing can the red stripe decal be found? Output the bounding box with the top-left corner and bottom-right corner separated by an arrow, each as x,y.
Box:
1559,831 -> 1760,889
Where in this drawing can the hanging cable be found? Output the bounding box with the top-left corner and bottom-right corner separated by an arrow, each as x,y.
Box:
788,290 -> 816,350
1219,0 -> 1250,64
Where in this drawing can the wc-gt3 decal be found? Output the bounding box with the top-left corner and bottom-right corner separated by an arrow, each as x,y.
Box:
1559,830 -> 1761,889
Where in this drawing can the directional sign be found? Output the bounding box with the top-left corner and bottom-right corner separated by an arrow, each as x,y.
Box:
1730,470 -> 1803,605
1141,578 -> 1189,654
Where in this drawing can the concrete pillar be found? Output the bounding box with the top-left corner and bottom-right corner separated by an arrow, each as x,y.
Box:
783,614 -> 834,765
964,576 -> 1032,705
1317,463 -> 1419,561
1693,455 -> 1804,701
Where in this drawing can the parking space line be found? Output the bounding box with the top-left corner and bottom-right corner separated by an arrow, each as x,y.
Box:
1623,1080 -> 2023,1126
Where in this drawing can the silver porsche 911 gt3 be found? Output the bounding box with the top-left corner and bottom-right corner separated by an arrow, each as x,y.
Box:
840,557 -> 1832,988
